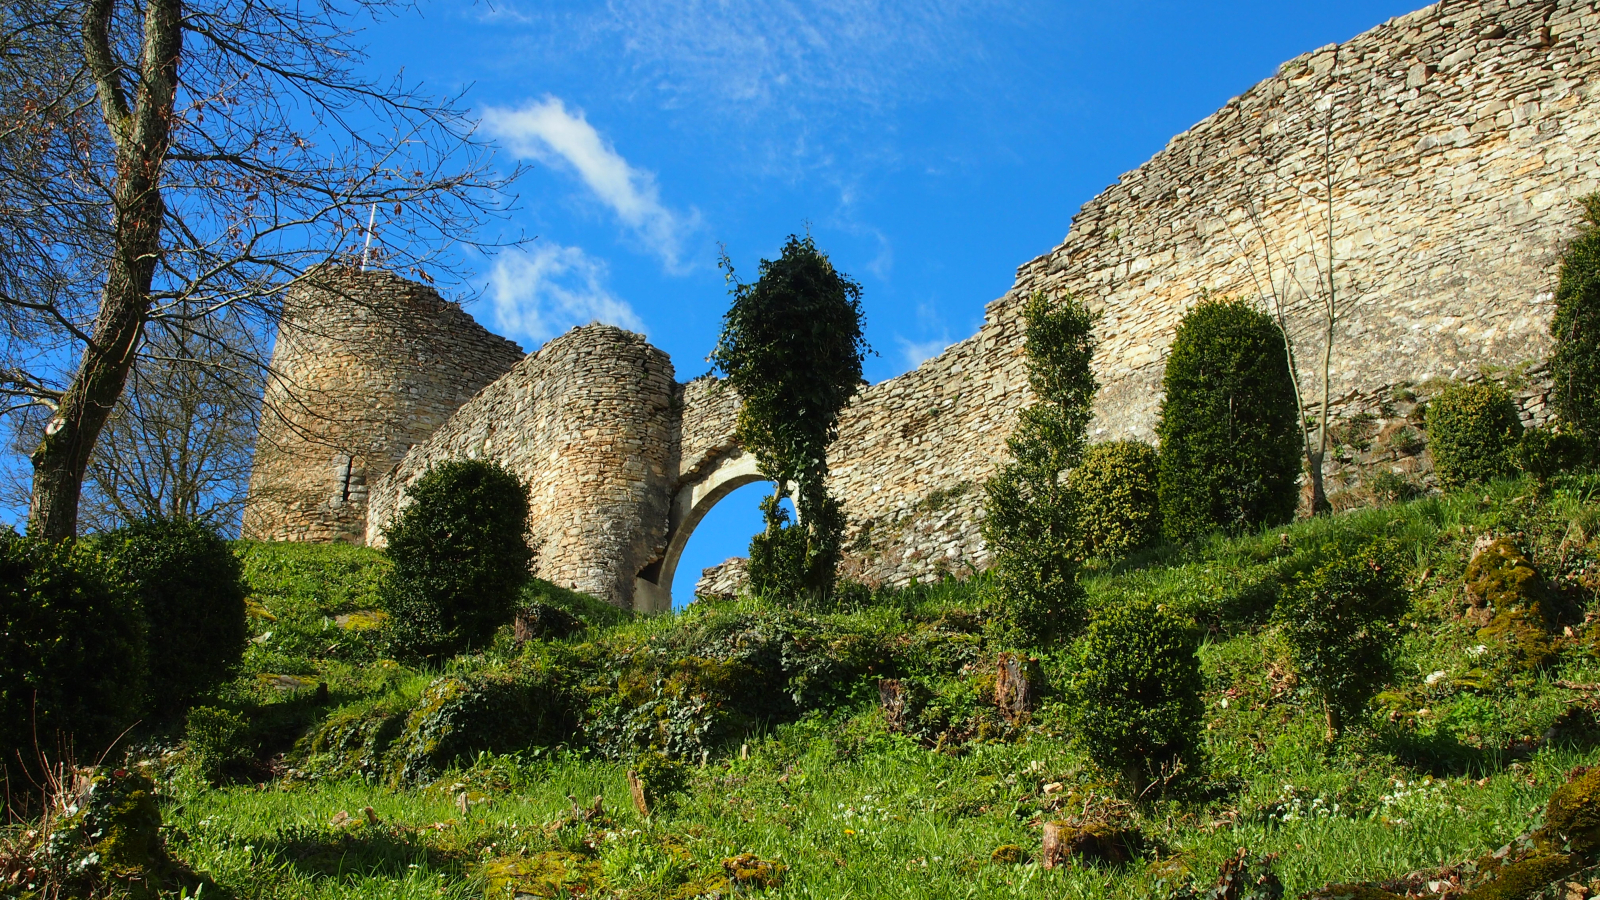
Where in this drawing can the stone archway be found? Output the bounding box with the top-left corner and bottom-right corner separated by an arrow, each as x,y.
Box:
633,449 -> 769,611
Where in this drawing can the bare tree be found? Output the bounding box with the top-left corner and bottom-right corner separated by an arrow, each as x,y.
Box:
1228,54 -> 1350,516
0,0 -> 520,540
79,310 -> 263,533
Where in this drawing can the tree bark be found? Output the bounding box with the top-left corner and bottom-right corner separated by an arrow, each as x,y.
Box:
29,0 -> 181,540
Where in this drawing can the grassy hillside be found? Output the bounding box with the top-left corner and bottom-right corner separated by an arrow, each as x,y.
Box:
123,478 -> 1600,896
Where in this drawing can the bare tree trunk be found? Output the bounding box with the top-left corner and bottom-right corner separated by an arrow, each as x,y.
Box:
28,0 -> 179,540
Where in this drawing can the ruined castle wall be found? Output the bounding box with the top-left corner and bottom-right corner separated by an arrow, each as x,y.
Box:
828,0 -> 1600,588
242,269 -> 524,543
365,325 -> 677,609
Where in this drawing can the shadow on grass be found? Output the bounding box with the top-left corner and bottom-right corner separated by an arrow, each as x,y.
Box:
259,823 -> 467,881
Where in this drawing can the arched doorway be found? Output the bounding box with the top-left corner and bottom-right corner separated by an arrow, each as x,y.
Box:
633,449 -> 769,611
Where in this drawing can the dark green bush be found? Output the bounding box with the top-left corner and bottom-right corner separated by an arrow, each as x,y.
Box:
104,516 -> 247,718
1425,381 -> 1523,489
391,658 -> 578,784
1550,194 -> 1600,446
1067,599 -> 1203,797
710,234 -> 868,601
1274,542 -> 1408,740
1156,297 -> 1301,542
184,705 -> 252,784
0,531 -> 144,769
1518,426 -> 1587,487
981,291 -> 1098,645
1069,440 -> 1161,557
380,460 -> 533,660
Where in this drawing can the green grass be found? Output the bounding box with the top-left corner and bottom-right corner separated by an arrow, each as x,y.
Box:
55,477 -> 1600,897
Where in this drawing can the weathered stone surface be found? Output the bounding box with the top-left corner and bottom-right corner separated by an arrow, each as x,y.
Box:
243,268 -> 523,544
365,324 -> 677,610
247,0 -> 1600,606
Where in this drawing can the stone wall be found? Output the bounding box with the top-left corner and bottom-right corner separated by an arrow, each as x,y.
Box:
365,325 -> 678,609
823,0 -> 1600,588
242,269 -> 524,543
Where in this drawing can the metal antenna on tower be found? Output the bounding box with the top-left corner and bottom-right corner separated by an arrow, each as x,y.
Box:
360,203 -> 378,271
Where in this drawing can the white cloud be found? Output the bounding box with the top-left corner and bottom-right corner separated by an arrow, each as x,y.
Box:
482,97 -> 699,270
487,242 -> 645,345
896,333 -> 953,370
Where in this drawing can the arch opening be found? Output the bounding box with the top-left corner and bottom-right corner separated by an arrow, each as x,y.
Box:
633,449 -> 772,611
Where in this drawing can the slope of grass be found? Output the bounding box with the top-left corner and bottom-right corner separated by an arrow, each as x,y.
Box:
63,477 -> 1600,897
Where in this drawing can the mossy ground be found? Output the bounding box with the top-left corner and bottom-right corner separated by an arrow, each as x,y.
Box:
23,475 -> 1600,898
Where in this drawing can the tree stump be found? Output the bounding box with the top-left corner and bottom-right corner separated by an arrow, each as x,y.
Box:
995,653 -> 1035,722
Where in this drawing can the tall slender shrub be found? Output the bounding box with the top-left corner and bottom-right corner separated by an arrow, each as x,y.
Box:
1425,381 -> 1523,489
381,460 -> 532,660
710,234 -> 868,603
104,516 -> 248,718
981,291 -> 1098,644
1550,194 -> 1600,448
1157,298 -> 1300,542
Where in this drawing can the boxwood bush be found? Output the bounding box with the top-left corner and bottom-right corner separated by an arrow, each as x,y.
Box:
1156,297 -> 1301,542
1550,194 -> 1600,446
1069,440 -> 1161,557
104,516 -> 248,718
0,531 -> 145,770
380,460 -> 533,661
1274,541 -> 1408,740
1067,599 -> 1203,797
1425,381 -> 1523,489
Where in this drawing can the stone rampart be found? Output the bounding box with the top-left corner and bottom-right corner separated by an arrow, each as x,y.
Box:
247,0 -> 1600,603
365,325 -> 677,609
825,0 -> 1600,588
242,269 -> 524,543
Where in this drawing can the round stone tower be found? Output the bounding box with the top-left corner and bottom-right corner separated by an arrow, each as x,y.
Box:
242,268 -> 524,543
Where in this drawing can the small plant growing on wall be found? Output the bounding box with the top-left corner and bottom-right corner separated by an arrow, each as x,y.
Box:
1156,297 -> 1301,542
1424,381 -> 1523,489
1550,193 -> 1600,451
710,234 -> 869,605
980,290 -> 1098,644
380,459 -> 532,660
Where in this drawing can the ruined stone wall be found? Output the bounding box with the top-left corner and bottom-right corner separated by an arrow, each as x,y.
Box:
828,0 -> 1600,588
365,325 -> 677,609
242,269 -> 524,543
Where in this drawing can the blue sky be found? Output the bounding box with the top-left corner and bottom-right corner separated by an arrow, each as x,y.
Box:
359,0 -> 1424,602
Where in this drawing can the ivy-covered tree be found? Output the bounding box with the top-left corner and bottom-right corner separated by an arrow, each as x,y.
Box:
981,291 -> 1098,645
1157,297 -> 1301,542
1550,193 -> 1600,449
710,234 -> 868,603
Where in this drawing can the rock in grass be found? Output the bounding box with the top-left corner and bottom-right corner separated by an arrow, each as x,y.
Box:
479,850 -> 603,899
1464,538 -> 1560,670
722,853 -> 786,889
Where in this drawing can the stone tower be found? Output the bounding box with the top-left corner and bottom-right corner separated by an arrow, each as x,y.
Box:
242,268 -> 524,543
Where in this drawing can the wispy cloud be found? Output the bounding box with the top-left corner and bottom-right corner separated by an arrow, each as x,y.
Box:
895,334 -> 953,370
482,97 -> 699,270
487,242 -> 645,345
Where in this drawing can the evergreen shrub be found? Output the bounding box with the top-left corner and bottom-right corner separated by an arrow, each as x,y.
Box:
981,291 -> 1098,645
1518,427 -> 1587,487
1067,599 -> 1203,796
1274,542 -> 1408,739
1425,381 -> 1523,489
1068,440 -> 1161,557
380,459 -> 533,660
1156,298 -> 1301,542
104,516 -> 248,718
0,531 -> 145,768
1550,194 -> 1600,445
184,705 -> 252,783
